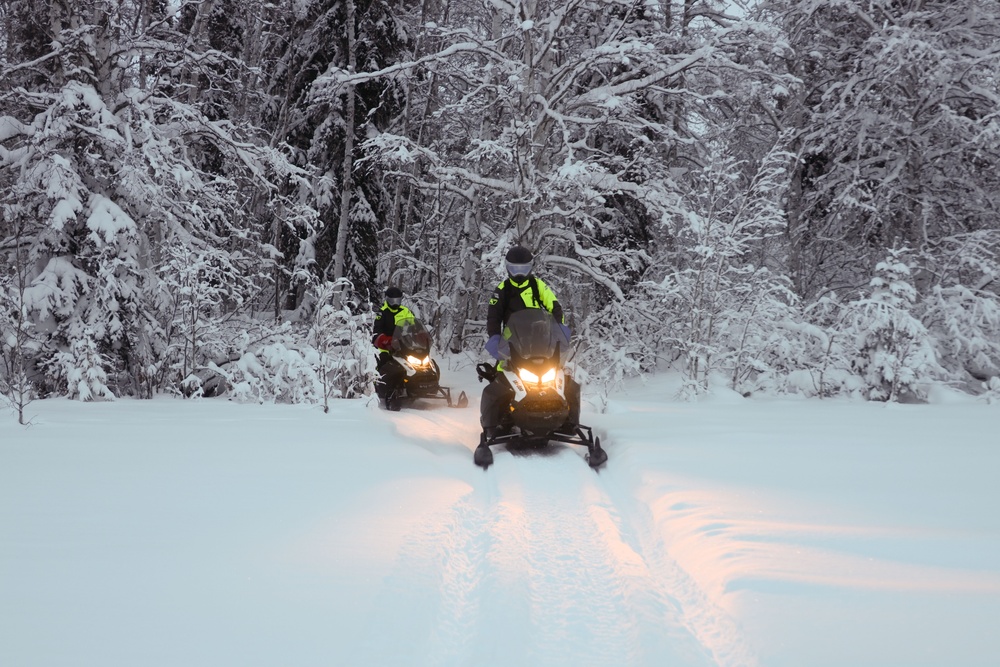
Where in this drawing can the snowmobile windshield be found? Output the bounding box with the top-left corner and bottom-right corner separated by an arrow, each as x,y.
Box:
392,318 -> 432,356
504,309 -> 569,365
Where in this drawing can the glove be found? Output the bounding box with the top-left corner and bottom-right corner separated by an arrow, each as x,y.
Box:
485,334 -> 510,361
374,334 -> 393,350
558,323 -> 571,341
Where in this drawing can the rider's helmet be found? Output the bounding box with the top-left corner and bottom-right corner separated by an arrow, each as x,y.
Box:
385,286 -> 403,308
505,245 -> 534,281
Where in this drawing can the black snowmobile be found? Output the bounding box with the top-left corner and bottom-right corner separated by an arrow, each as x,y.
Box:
473,309 -> 607,470
382,317 -> 468,411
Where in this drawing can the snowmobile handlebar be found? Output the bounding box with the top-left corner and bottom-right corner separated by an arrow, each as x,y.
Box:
476,362 -> 498,383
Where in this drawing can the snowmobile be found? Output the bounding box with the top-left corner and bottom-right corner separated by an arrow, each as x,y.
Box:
382,317 -> 468,411
473,309 -> 607,470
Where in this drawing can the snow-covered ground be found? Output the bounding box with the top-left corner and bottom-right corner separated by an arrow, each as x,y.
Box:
3,367 -> 999,667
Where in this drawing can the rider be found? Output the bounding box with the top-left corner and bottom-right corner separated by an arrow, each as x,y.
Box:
372,286 -> 414,408
480,245 -> 581,441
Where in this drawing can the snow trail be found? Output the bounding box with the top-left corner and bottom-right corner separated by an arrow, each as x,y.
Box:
362,397 -> 759,666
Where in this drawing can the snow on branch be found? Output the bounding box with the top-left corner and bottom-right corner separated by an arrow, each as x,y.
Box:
545,256 -> 625,301
313,42 -> 500,98
575,46 -> 715,106
439,167 -> 518,196
0,116 -> 32,143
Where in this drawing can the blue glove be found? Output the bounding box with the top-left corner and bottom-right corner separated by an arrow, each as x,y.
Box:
485,334 -> 510,361
559,323 -> 571,341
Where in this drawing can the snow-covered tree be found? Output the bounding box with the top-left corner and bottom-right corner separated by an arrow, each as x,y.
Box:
847,249 -> 943,402
648,145 -> 796,394
50,330 -> 116,402
160,244 -> 231,394
917,230 -> 1000,385
0,0 -> 304,398
350,0 -> 779,363
922,283 -> 1000,386
258,0 -> 410,307
764,0 -> 1000,298
4,0 -> 998,407
307,279 -> 375,411
0,241 -> 37,422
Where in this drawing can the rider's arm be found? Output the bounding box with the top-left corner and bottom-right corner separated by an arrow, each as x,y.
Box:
486,281 -> 506,337
372,309 -> 394,344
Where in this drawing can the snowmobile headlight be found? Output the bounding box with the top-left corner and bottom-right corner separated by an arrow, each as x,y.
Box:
406,355 -> 429,367
518,368 -> 557,385
518,368 -> 540,384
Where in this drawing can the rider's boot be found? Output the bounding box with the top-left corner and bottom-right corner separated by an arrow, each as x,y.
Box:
474,428 -> 495,468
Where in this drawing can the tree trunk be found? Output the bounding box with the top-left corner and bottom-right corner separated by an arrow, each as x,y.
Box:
185,0 -> 217,104
332,0 -> 357,283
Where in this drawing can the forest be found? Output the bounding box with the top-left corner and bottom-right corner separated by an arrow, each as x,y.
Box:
2,0 -> 999,414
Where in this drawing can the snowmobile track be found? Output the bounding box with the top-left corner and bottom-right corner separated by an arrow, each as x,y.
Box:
354,436 -> 756,666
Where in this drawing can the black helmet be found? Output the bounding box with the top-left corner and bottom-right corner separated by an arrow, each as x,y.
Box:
385,286 -> 403,307
505,245 -> 534,280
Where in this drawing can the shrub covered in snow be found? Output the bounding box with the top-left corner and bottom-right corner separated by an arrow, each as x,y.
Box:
206,341 -> 321,404
45,331 -> 116,402
573,298 -> 651,397
307,281 -> 376,411
844,251 -> 943,401
172,280 -> 375,406
645,147 -> 797,396
980,377 -> 1000,404
921,284 -> 1000,384
0,273 -> 38,422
